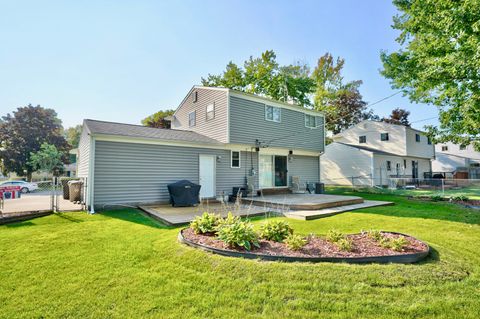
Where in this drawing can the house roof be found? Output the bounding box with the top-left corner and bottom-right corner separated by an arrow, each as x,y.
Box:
83,119 -> 222,145
335,142 -> 401,156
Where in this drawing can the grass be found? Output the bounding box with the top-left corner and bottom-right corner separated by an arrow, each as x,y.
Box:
327,185 -> 480,200
1,193 -> 480,318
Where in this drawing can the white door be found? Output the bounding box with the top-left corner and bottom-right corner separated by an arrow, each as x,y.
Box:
199,155 -> 215,198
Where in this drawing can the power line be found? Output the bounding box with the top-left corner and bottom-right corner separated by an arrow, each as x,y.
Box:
366,91 -> 402,107
410,116 -> 438,124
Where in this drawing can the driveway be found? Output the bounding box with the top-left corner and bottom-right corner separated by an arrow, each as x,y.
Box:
1,191 -> 83,214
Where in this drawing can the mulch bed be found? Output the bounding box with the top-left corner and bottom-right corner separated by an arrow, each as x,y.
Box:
181,228 -> 428,258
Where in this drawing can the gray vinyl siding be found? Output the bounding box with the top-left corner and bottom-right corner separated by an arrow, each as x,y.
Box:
77,127 -> 91,178
229,96 -> 325,152
288,155 -> 320,186
93,140 -> 258,206
171,88 -> 229,143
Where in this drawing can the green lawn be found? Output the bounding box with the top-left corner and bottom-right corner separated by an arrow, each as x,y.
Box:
1,193 -> 479,318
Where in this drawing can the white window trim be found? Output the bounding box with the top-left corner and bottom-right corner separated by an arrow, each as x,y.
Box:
380,132 -> 389,141
265,105 -> 281,123
188,111 -> 196,127
231,150 -> 241,168
206,103 -> 215,121
305,114 -> 317,129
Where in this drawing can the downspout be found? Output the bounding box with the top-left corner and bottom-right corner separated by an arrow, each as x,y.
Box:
88,136 -> 96,214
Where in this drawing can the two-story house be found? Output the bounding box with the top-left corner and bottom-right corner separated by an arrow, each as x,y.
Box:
432,142 -> 480,179
77,86 -> 325,211
321,120 -> 435,186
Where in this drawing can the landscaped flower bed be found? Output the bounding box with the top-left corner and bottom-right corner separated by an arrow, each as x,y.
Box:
179,213 -> 430,263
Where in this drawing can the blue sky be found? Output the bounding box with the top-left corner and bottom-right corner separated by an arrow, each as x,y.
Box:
0,0 -> 439,130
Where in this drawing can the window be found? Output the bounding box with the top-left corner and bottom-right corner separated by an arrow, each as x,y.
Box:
231,151 -> 240,168
265,105 -> 281,122
359,135 -> 367,143
460,145 -> 466,150
305,114 -> 317,128
404,159 -> 407,168
386,161 -> 392,171
415,134 -> 421,142
192,91 -> 198,103
441,145 -> 448,151
380,133 -> 389,141
188,111 -> 196,127
427,137 -> 432,145
396,163 -> 401,175
206,104 -> 215,121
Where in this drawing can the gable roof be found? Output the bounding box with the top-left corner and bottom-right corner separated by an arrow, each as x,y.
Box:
83,119 -> 222,145
335,142 -> 400,156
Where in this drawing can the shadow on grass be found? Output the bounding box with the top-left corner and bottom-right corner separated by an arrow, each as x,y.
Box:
54,212 -> 83,223
326,189 -> 480,225
99,208 -> 172,229
5,221 -> 35,228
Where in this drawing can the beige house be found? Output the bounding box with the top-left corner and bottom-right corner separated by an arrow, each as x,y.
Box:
432,142 -> 480,179
321,120 -> 435,186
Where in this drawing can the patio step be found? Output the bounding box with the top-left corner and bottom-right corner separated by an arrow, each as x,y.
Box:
283,200 -> 394,221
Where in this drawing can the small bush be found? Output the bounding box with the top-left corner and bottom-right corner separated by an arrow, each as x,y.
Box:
284,234 -> 307,251
450,195 -> 469,202
190,212 -> 220,234
326,229 -> 344,243
390,237 -> 409,252
259,220 -> 293,242
430,195 -> 445,202
337,238 -> 353,252
216,213 -> 259,250
379,237 -> 392,249
366,229 -> 383,242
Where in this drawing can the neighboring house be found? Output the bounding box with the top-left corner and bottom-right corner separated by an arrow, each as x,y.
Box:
64,148 -> 78,177
321,120 -> 435,186
78,86 -> 325,211
432,142 -> 480,179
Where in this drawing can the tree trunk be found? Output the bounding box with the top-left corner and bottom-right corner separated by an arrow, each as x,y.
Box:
26,171 -> 32,182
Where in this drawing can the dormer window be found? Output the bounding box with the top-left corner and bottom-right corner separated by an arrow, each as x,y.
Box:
359,135 -> 367,143
415,134 -> 421,142
206,103 -> 215,121
381,133 -> 389,141
265,105 -> 281,122
305,114 -> 317,128
189,111 -> 196,127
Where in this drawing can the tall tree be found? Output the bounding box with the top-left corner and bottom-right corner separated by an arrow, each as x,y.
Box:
202,50 -> 316,107
382,108 -> 411,126
28,143 -> 64,176
312,53 -> 376,133
65,125 -> 82,148
0,105 -> 69,180
142,109 -> 175,129
380,0 -> 480,149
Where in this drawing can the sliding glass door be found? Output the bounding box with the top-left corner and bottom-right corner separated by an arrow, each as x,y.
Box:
259,155 -> 288,188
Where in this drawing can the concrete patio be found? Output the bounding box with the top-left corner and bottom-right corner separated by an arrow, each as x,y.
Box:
139,194 -> 393,225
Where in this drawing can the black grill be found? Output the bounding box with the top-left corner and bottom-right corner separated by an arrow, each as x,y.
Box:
167,180 -> 201,207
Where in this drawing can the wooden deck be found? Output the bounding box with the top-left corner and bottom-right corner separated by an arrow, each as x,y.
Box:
242,194 -> 365,210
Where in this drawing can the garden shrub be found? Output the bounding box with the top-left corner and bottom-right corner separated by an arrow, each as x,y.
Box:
326,229 -> 344,243
366,229 -> 383,241
259,220 -> 293,242
190,212 -> 220,234
390,237 -> 409,252
284,234 -> 307,251
450,195 -> 469,202
337,238 -> 353,252
430,194 -> 445,202
215,213 -> 259,250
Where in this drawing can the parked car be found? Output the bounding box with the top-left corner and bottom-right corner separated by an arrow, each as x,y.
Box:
0,180 -> 39,193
